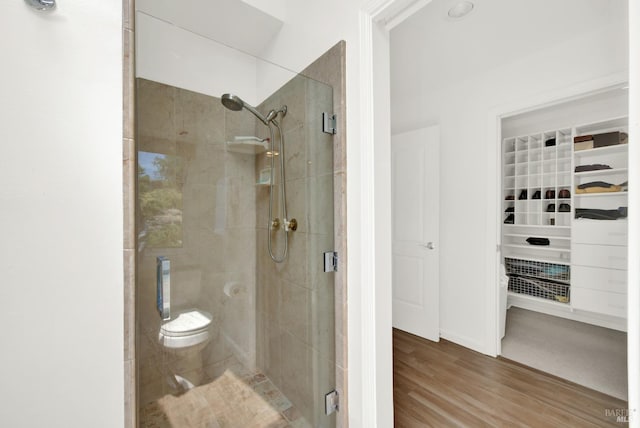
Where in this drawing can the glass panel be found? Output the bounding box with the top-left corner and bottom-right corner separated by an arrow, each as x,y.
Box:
135,15 -> 335,428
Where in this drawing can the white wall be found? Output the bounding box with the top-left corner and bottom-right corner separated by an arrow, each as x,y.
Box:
136,12 -> 260,103
136,0 -> 284,58
135,12 -> 299,109
0,2 -> 123,427
390,2 -> 628,353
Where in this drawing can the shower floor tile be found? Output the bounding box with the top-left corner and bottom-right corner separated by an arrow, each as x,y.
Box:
140,367 -> 310,428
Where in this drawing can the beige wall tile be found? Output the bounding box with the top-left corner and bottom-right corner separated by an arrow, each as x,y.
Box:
260,75 -> 306,132
308,174 -> 334,235
281,279 -> 312,344
124,358 -> 136,428
123,11 -> 135,427
175,89 -> 225,145
283,126 -> 307,181
124,249 -> 135,361
278,231 -> 308,285
225,106 -> 259,144
123,138 -> 135,251
280,332 -> 314,423
335,366 -> 348,428
123,0 -> 134,31
123,29 -> 135,140
312,349 -> 337,427
312,277 -> 335,361
136,79 -> 176,140
226,179 -> 257,229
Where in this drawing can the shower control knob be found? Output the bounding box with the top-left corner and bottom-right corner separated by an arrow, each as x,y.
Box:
420,242 -> 435,250
285,218 -> 298,232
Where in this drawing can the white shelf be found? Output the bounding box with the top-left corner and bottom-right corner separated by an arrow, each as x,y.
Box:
573,217 -> 628,224
503,244 -> 570,252
503,255 -> 571,266
574,191 -> 627,198
504,233 -> 570,240
504,224 -> 571,230
508,291 -> 570,307
575,116 -> 628,135
575,167 -> 628,177
226,138 -> 268,154
574,144 -> 628,156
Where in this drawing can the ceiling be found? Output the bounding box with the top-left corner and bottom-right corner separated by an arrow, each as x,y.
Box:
390,0 -> 622,101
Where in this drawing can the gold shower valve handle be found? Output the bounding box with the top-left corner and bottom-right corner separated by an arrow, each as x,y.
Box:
285,218 -> 298,232
271,218 -> 281,230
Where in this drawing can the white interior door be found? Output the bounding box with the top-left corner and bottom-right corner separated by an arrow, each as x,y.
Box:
392,126 -> 440,341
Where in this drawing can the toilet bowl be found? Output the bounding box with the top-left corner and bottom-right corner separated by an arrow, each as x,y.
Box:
158,308 -> 212,389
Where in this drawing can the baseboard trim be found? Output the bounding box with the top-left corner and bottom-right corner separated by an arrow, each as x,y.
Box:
439,329 -> 489,356
507,293 -> 627,332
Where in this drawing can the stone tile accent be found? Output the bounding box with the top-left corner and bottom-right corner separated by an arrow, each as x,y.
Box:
140,364 -> 310,428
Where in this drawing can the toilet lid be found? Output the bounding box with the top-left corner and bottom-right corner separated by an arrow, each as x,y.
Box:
161,309 -> 212,337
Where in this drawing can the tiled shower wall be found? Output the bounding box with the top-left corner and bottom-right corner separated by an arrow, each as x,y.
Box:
135,80 -> 259,406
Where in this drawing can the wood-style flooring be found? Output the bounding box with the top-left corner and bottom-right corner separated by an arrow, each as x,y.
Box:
393,329 -> 628,427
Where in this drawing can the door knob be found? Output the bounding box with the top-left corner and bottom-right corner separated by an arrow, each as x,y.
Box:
420,242 -> 435,250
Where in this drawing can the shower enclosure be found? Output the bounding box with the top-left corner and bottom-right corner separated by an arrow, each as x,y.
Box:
135,15 -> 336,428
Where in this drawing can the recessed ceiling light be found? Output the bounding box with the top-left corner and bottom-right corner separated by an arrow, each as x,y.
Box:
448,1 -> 474,19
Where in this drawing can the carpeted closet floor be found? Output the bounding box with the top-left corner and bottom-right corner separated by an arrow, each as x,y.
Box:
501,307 -> 627,400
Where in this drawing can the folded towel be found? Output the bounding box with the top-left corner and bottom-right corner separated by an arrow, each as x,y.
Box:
575,185 -> 622,194
576,181 -> 623,194
575,207 -> 627,220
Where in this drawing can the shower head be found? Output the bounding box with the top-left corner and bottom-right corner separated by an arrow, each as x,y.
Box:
221,93 -> 244,111
221,93 -> 269,125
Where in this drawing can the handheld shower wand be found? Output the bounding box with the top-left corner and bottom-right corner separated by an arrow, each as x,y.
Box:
221,94 -> 293,263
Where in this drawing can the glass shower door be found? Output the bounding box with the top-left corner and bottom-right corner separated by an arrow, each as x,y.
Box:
135,20 -> 336,427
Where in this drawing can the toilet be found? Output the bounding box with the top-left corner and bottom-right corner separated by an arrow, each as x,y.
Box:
158,308 -> 213,389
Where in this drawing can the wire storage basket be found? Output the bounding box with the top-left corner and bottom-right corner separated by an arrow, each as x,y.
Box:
504,257 -> 570,282
508,274 -> 570,303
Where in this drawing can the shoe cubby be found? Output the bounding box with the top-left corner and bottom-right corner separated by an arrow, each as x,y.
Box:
502,129 -> 572,230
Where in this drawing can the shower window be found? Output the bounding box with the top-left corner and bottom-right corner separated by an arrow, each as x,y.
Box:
138,151 -> 184,248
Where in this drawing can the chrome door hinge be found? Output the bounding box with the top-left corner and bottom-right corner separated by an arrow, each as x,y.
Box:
324,251 -> 338,272
325,390 -> 339,415
322,112 -> 337,135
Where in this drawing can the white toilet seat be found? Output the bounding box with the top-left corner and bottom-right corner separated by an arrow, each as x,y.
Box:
159,309 -> 212,349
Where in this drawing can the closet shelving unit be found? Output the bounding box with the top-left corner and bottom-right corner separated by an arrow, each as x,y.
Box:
502,129 -> 572,267
502,115 -> 629,327
571,117 -> 628,320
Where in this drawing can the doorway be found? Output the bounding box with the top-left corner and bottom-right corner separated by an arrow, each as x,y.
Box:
387,0 -> 632,407
495,86 -> 629,400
